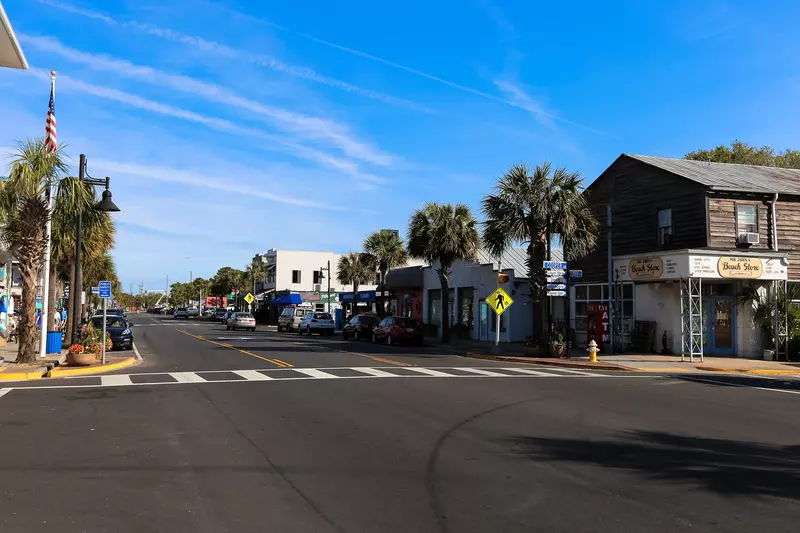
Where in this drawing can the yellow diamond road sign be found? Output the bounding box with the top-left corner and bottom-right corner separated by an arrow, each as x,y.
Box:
244,292 -> 255,305
486,287 -> 513,315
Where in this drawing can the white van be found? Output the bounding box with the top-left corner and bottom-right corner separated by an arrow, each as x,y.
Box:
277,306 -> 314,332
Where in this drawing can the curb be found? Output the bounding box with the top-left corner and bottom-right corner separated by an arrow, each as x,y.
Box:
696,365 -> 800,376
0,368 -> 46,381
463,352 -> 632,371
46,357 -> 137,378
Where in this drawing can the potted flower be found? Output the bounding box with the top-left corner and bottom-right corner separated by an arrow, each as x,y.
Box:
67,343 -> 95,366
548,329 -> 566,358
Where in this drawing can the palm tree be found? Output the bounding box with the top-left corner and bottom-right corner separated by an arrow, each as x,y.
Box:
364,229 -> 408,316
481,163 -> 598,344
0,140 -> 68,363
337,252 -> 375,316
407,202 -> 480,343
246,259 -> 266,308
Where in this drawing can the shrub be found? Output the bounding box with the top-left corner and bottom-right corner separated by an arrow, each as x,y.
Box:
68,344 -> 84,355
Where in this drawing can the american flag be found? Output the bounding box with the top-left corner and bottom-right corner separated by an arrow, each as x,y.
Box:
44,78 -> 56,154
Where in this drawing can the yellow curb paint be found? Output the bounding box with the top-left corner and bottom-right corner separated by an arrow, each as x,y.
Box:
463,352 -> 628,371
745,369 -> 800,375
639,367 -> 692,372
0,370 -> 45,381
46,357 -> 137,378
176,329 -> 290,368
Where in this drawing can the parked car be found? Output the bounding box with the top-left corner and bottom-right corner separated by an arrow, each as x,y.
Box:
372,316 -> 424,346
342,314 -> 380,341
187,307 -> 200,317
298,312 -> 335,336
222,309 -> 234,324
213,308 -> 229,322
226,312 -> 256,331
166,307 -> 175,315
277,306 -> 314,333
92,308 -> 125,319
90,315 -> 133,350
203,307 -> 216,317
174,307 -> 189,319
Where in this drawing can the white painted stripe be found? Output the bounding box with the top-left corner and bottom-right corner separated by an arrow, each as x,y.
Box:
0,388 -> 12,399
169,372 -> 206,383
233,370 -> 273,381
293,368 -> 338,379
405,368 -> 455,377
101,375 -> 133,386
458,367 -> 509,377
132,342 -> 142,361
502,367 -> 561,377
548,368 -> 606,377
352,367 -> 398,377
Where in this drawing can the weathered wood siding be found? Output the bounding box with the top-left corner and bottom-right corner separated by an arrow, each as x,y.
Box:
775,199 -> 800,279
571,156 -> 708,283
707,196 -> 771,250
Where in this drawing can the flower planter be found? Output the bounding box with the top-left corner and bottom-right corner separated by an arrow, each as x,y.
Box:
67,351 -> 96,366
549,342 -> 566,358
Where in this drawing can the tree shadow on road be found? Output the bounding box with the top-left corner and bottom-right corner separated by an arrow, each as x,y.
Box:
505,430 -> 800,500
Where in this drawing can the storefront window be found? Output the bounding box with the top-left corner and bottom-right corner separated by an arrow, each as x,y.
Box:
573,282 -> 635,345
458,287 -> 474,328
428,289 -> 441,326
588,285 -> 601,300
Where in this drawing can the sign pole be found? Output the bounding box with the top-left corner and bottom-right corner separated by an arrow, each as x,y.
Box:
101,295 -> 107,365
495,259 -> 502,348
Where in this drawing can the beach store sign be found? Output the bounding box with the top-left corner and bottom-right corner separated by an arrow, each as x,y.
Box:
614,252 -> 787,281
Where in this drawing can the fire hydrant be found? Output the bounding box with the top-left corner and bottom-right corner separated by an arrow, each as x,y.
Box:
588,339 -> 599,363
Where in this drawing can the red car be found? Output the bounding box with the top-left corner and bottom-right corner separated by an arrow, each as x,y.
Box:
372,316 -> 424,346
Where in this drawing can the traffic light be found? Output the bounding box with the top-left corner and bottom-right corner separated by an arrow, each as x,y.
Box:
498,273 -> 509,284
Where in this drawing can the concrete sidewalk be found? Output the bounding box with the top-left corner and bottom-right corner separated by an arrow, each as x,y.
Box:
0,340 -> 67,380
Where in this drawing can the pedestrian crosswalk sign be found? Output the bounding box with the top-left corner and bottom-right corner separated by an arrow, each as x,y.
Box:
244,293 -> 255,305
486,287 -> 513,315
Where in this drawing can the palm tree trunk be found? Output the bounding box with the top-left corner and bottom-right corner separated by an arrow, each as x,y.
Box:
17,262 -> 38,364
528,240 -> 546,345
64,262 -> 75,346
378,268 -> 387,317
353,282 -> 359,316
439,273 -> 450,343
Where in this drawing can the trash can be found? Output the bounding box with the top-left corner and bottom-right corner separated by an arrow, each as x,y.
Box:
46,330 -> 62,354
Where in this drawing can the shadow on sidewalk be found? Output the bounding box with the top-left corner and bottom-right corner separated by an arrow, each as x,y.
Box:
504,430 -> 800,499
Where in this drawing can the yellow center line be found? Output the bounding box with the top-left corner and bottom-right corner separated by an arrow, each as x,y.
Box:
176,329 -> 292,368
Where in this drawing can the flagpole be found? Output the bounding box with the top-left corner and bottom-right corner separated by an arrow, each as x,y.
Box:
39,70 -> 56,359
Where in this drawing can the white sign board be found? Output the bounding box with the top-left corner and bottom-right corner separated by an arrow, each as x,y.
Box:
614,252 -> 788,281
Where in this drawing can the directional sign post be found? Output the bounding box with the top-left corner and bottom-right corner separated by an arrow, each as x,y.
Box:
91,286 -> 99,295
98,281 -> 112,365
244,292 -> 255,311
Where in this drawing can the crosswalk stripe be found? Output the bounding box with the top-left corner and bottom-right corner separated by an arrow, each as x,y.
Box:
458,368 -> 509,377
352,367 -> 398,377
405,368 -> 455,377
101,375 -> 133,386
501,367 -> 561,377
293,368 -> 338,379
233,370 -> 273,381
169,372 -> 206,383
547,368 -> 607,377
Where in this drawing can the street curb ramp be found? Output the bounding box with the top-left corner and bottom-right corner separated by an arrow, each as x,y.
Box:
46,357 -> 137,378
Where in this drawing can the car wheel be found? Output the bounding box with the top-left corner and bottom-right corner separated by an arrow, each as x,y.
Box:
387,335 -> 393,346
307,327 -> 313,336
298,327 -> 303,335
277,325 -> 282,332
342,331 -> 348,340
354,331 -> 359,341
372,333 -> 378,344
250,328 -> 255,332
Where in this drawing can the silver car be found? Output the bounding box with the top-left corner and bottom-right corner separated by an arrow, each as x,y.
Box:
298,312 -> 335,336
226,312 -> 256,331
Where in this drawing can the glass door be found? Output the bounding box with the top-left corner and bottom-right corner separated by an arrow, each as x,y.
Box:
705,297 -> 735,356
479,300 -> 489,341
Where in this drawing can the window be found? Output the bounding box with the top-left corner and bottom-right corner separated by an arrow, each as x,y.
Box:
267,266 -> 275,284
428,289 -> 441,326
292,270 -> 301,284
458,287 -> 474,328
313,270 -> 322,284
658,208 -> 672,246
737,205 -> 758,234
573,283 -> 635,344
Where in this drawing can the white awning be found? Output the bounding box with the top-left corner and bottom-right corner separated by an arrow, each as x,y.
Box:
0,2 -> 27,69
614,249 -> 788,282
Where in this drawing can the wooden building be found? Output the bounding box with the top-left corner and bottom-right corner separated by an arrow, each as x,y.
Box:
570,154 -> 797,358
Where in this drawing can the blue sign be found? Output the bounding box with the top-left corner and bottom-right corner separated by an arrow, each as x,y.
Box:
338,290 -> 376,303
99,280 -> 112,299
91,286 -> 99,294
36,295 -> 42,302
547,284 -> 566,290
543,261 -> 567,270
569,270 -> 583,279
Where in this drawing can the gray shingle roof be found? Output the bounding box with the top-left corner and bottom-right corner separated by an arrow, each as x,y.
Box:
384,265 -> 423,289
475,247 -> 563,279
626,154 -> 800,195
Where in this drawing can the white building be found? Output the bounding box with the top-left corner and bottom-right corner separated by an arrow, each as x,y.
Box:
421,248 -> 565,343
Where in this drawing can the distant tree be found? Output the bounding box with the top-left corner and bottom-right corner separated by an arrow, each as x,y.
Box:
363,229 -> 408,316
407,202 -> 480,343
336,252 -> 375,316
685,140 -> 800,168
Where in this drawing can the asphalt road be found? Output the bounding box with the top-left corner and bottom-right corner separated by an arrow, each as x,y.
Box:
2,313 -> 800,532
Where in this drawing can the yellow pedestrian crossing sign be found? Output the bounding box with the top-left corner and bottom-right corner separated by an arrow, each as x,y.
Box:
486,287 -> 513,315
244,292 -> 255,305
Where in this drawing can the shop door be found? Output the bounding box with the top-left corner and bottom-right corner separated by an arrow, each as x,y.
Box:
705,297 -> 735,356
479,300 -> 489,341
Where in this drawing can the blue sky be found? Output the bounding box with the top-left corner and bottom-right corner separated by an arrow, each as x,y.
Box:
2,0 -> 800,292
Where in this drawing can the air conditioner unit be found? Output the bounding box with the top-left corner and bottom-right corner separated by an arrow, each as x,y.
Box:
737,233 -> 760,245
312,284 -> 322,292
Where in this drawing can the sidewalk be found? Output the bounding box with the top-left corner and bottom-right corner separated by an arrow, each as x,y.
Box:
435,337 -> 800,375
0,340 -> 67,380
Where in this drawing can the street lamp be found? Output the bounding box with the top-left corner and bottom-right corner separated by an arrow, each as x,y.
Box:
318,261 -> 331,313
70,154 -> 120,345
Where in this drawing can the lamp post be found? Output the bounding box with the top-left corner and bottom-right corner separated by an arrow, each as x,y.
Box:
70,154 -> 120,345
319,261 -> 331,313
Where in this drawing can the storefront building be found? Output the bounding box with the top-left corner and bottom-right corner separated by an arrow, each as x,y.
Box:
570,154 -> 800,359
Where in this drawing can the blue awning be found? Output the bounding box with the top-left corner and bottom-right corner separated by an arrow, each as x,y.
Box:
271,293 -> 303,306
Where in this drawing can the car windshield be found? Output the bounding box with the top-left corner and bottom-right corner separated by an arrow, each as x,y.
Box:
396,318 -> 420,327
359,316 -> 379,325
177,308 -> 187,311
92,317 -> 127,328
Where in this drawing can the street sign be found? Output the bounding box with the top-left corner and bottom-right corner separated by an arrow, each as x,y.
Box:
98,280 -> 112,299
543,261 -> 567,270
545,269 -> 566,276
91,286 -> 99,294
569,270 -> 583,279
547,290 -> 567,297
486,287 -> 513,316
546,276 -> 566,283
243,292 -> 255,305
546,284 -> 566,290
